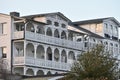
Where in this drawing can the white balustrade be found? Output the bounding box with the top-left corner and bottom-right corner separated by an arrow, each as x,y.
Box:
13,57 -> 71,71
25,31 -> 83,50
14,57 -> 24,65
13,31 -> 24,39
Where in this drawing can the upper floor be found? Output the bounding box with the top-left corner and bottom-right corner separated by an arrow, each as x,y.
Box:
73,17 -> 120,41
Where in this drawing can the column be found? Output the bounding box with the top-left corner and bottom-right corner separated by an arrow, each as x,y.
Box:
66,50 -> 69,63
23,67 -> 26,75
52,47 -> 54,61
34,44 -> 37,59
24,40 -> 26,61
66,31 -> 68,40
44,46 -> 47,60
59,49 -> 61,62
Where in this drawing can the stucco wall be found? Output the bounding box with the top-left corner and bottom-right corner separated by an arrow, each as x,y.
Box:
0,14 -> 12,70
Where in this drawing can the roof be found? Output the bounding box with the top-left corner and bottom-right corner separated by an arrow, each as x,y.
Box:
69,23 -> 104,39
22,73 -> 67,79
73,17 -> 120,26
22,12 -> 72,22
0,13 -> 11,17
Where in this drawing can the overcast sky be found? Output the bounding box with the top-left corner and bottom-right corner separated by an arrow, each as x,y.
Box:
0,0 -> 120,22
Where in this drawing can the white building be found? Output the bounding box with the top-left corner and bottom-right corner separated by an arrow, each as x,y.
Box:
0,12 -> 120,76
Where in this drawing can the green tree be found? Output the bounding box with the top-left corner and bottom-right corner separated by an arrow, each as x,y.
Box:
60,45 -> 119,80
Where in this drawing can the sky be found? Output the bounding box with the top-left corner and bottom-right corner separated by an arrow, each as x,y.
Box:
0,0 -> 120,22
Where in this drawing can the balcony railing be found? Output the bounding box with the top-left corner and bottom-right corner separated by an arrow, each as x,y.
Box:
13,57 -> 72,71
13,57 -> 25,65
25,31 -> 83,50
13,31 -> 24,39
13,31 -> 83,50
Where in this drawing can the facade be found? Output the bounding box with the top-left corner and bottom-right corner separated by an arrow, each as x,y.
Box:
0,12 -> 120,77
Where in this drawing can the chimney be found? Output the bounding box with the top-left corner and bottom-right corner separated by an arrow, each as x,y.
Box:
10,12 -> 20,17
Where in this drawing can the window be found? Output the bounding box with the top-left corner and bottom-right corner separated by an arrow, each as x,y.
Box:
47,20 -> 52,25
26,22 -> 35,32
110,43 -> 113,46
111,25 -> 113,30
104,33 -> 110,38
84,42 -> 88,47
115,44 -> 118,47
104,42 -> 108,45
0,23 -> 6,35
36,26 -> 41,34
1,47 -> 7,58
16,23 -> 24,31
61,24 -> 66,28
115,26 -> 118,34
77,38 -> 82,42
105,23 -> 108,29
93,39 -> 96,42
115,26 -> 117,30
54,22 -> 59,27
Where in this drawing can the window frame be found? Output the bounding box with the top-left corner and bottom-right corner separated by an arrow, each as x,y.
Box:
1,47 -> 7,58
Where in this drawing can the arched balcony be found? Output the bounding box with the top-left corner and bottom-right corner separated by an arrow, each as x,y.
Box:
26,22 -> 35,32
46,47 -> 52,61
36,45 -> 45,59
54,48 -> 59,62
36,26 -> 45,34
68,51 -> 75,63
26,69 -> 34,76
54,29 -> 60,38
47,71 -> 52,75
14,67 -> 23,75
26,43 -> 34,58
61,50 -> 67,63
61,31 -> 67,39
46,27 -> 52,36
37,70 -> 44,75
14,42 -> 24,57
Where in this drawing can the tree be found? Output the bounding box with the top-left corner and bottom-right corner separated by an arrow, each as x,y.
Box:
0,59 -> 22,80
0,59 -> 9,80
60,45 -> 119,80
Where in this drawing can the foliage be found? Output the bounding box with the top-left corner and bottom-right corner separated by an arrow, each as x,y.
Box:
60,45 -> 119,80
0,59 -> 9,80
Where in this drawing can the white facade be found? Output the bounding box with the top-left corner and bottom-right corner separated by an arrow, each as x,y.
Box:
0,12 -> 120,77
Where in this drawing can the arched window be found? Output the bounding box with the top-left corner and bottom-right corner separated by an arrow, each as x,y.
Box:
111,25 -> 113,30
26,69 -> 34,76
93,39 -> 96,42
77,38 -> 82,42
105,23 -> 108,29
61,50 -> 67,63
47,71 -> 52,75
104,42 -> 108,45
46,47 -> 52,60
14,67 -> 23,75
110,43 -> 113,46
36,45 -> 45,59
68,51 -> 75,63
54,48 -> 59,62
68,32 -> 73,41
37,70 -> 44,75
61,23 -> 66,28
46,27 -> 52,36
68,51 -> 75,60
26,22 -> 35,32
54,29 -> 60,38
26,43 -> 34,57
36,26 -> 45,34
115,44 -> 118,47
47,20 -> 52,25
61,31 -> 67,39
54,22 -> 59,27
